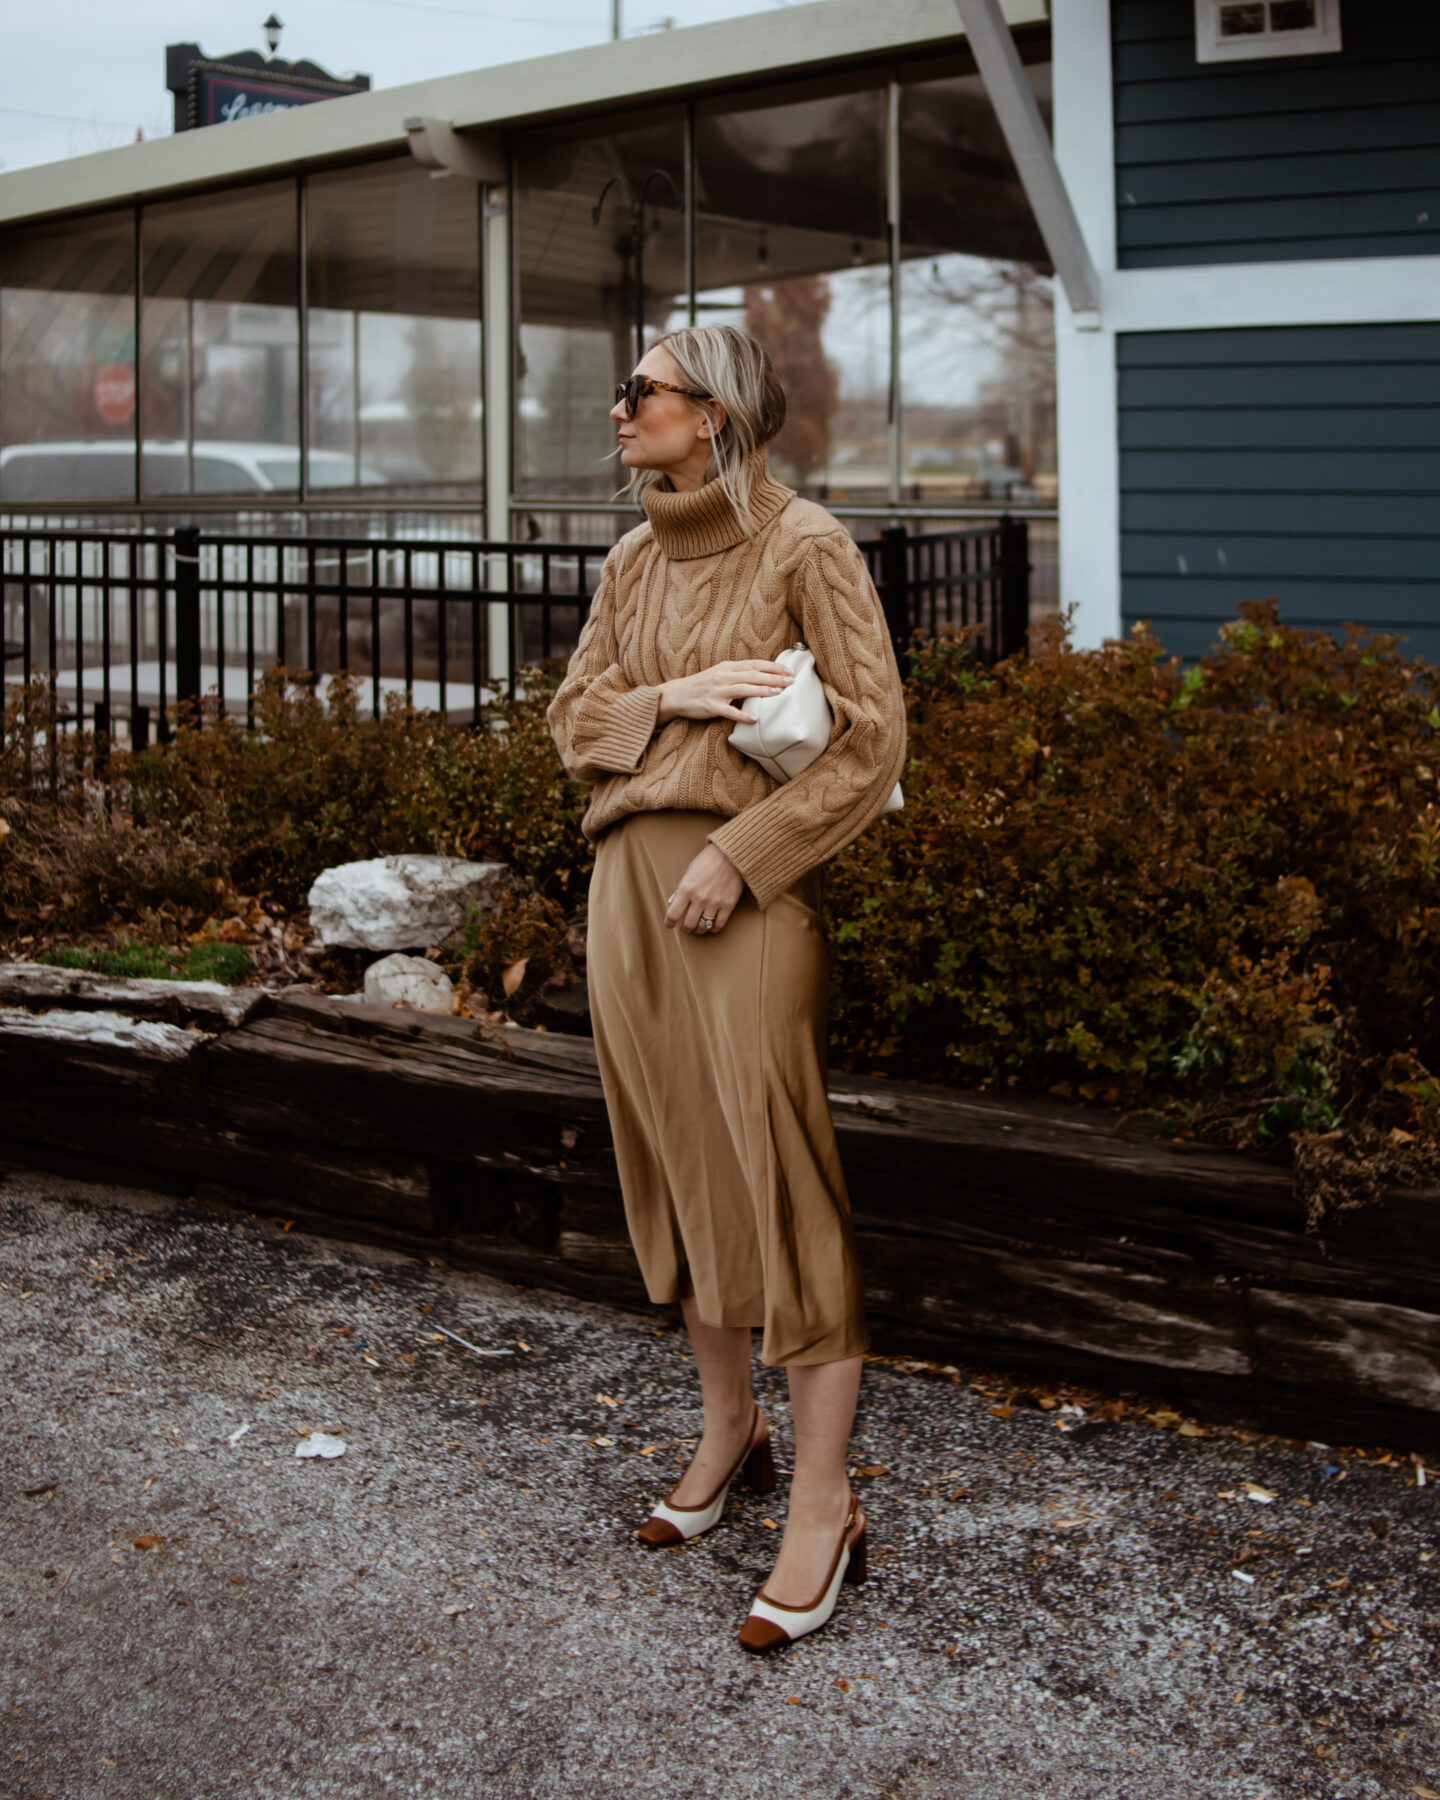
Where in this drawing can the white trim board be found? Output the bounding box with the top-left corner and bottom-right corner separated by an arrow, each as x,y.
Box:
1101,257 -> 1440,335
1052,0 -> 1118,650
1052,0 -> 1115,277
0,0 -> 1047,228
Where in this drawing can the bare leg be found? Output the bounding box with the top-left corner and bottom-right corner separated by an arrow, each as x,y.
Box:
666,1296 -> 759,1506
760,1354 -> 862,1605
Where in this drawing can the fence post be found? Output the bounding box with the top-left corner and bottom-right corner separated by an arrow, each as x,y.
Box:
997,515 -> 1030,661
877,525 -> 910,670
174,525 -> 202,722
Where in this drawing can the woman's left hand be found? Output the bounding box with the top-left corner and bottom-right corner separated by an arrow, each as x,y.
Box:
665,844 -> 745,936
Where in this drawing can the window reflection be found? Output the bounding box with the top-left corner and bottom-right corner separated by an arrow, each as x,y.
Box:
898,65 -> 1056,505
694,85 -> 890,501
139,181 -> 299,497
306,159 -> 482,500
514,110 -> 686,498
0,214 -> 137,503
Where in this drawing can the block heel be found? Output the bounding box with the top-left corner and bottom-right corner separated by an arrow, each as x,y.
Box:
741,1433 -> 777,1494
843,1523 -> 868,1585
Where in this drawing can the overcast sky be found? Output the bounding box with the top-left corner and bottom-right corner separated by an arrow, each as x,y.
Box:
1,0 -> 809,175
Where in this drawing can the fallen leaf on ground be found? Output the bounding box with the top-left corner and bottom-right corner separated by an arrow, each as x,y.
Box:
1178,1421 -> 1208,1438
760,1518 -> 778,1530
131,1535 -> 166,1550
21,1481 -> 57,1497
595,1394 -> 618,1407
1410,1787 -> 1440,1798
590,1436 -> 615,1448
989,1405 -> 1013,1420
1242,1481 -> 1278,1503
854,1465 -> 889,1477
502,958 -> 529,997
639,1445 -> 659,1456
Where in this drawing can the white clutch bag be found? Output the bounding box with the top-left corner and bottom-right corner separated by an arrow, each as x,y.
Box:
728,643 -> 903,814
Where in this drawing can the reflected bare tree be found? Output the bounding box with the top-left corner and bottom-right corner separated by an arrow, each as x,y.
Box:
743,275 -> 838,488
905,258 -> 1054,481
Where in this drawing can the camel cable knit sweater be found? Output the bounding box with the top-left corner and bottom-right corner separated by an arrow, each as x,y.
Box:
546,461 -> 907,909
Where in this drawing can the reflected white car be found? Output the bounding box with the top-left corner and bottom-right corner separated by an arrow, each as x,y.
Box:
0,439 -> 388,502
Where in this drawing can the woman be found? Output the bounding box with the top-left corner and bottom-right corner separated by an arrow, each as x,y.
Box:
546,324 -> 906,1651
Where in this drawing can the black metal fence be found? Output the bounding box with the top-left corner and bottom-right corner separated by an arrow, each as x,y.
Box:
860,517 -> 1029,670
2,516 -> 1027,744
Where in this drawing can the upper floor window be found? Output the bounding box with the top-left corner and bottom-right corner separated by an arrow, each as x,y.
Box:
1195,0 -> 1342,62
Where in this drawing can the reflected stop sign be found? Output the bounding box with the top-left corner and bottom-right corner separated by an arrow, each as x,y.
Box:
94,362 -> 136,425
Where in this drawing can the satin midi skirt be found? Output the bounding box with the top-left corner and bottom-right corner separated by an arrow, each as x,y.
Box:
586,809 -> 869,1367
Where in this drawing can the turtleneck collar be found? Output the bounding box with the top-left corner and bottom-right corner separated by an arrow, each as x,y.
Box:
641,454 -> 795,560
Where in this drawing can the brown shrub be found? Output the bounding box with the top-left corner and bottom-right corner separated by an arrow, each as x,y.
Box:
825,602 -> 1440,1213
8,607 -> 1440,1214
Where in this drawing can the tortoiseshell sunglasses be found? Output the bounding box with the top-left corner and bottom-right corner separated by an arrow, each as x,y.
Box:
613,374 -> 714,418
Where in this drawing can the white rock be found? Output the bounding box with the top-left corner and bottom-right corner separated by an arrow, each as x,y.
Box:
307,855 -> 510,951
295,1433 -> 347,1460
362,953 -> 455,1014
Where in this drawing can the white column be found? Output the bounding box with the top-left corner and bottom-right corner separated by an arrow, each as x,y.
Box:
482,185 -> 512,682
1053,0 -> 1120,647
1055,318 -> 1120,649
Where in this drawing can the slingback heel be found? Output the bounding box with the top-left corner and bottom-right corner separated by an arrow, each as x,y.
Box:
635,1404 -> 771,1548
737,1498 -> 867,1653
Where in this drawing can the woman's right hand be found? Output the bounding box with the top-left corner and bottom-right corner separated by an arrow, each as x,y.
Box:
656,659 -> 793,726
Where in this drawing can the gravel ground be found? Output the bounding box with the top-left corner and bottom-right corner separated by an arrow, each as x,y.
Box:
1,1167 -> 1436,1800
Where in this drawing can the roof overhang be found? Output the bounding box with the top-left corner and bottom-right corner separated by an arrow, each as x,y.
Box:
0,0 -> 1047,229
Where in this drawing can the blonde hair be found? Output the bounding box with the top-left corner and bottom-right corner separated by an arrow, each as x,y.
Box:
622,324 -> 787,536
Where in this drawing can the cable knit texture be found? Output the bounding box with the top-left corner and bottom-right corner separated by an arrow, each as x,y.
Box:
546,458 -> 907,910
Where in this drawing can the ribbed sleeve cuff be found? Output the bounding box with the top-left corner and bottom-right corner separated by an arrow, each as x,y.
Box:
706,807 -> 816,911
570,684 -> 661,775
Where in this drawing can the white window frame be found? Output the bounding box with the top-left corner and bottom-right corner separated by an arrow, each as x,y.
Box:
1194,0 -> 1342,63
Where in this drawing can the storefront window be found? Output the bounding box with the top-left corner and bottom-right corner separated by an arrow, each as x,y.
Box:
897,64 -> 1056,506
0,213 -> 137,503
694,83 -> 890,503
514,109 -> 686,498
306,158 -> 482,500
139,181 -> 299,498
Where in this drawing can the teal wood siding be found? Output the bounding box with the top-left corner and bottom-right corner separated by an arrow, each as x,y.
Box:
1118,324 -> 1440,659
1113,0 -> 1440,267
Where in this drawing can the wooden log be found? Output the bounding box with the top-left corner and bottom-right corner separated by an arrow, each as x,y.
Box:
205,1012 -> 608,1175
0,1005 -> 205,1108
0,962 -> 263,1031
0,973 -> 1438,1445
